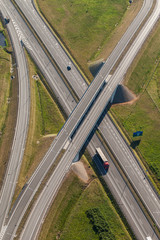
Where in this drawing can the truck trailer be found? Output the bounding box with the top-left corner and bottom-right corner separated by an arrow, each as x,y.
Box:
96,147 -> 109,170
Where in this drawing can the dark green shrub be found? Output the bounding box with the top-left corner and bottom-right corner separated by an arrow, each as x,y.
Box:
86,208 -> 115,240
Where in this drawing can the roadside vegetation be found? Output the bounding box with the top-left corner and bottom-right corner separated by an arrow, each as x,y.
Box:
12,53 -> 65,202
0,20 -> 16,189
38,160 -> 132,240
0,22 -> 10,141
0,45 -> 10,141
111,22 -> 160,190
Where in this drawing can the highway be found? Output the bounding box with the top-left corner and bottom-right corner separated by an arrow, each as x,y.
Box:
18,1 -> 160,238
0,2 -> 30,236
0,0 -> 159,238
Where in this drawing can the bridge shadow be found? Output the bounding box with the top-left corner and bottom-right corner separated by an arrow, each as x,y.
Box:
79,102 -> 111,156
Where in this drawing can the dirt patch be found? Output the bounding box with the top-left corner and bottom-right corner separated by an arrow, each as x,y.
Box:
71,161 -> 89,183
43,133 -> 57,138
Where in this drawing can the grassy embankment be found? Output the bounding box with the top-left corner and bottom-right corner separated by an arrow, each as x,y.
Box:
0,20 -> 15,189
12,53 -> 65,202
36,0 -> 134,80
111,22 -> 160,190
38,165 -> 132,240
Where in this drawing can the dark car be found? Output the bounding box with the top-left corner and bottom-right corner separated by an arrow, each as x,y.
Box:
67,66 -> 71,71
4,18 -> 10,24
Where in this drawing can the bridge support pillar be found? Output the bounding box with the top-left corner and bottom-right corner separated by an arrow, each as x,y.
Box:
110,85 -> 118,104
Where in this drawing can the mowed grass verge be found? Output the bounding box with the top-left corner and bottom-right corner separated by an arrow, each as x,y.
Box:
0,48 -> 10,139
38,168 -> 132,240
0,20 -> 14,189
111,22 -> 160,189
36,0 -> 128,79
0,21 -> 11,140
12,53 -> 65,202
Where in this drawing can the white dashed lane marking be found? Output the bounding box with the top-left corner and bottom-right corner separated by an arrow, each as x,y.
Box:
12,20 -> 32,51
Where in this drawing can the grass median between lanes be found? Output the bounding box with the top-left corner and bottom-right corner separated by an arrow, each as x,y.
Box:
12,52 -> 65,204
111,21 -> 160,190
0,45 -> 11,187
0,48 -> 10,141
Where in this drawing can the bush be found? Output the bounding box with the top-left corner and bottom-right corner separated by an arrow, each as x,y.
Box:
86,208 -> 115,240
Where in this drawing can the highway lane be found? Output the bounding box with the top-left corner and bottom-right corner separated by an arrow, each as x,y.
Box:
0,2 -> 30,235
0,0 -> 159,237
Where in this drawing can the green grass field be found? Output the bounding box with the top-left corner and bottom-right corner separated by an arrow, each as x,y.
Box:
23,72 -> 65,176
0,21 -> 14,189
0,49 -> 10,133
37,0 -> 128,79
39,172 -> 132,240
35,79 -> 64,135
112,22 -> 160,187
